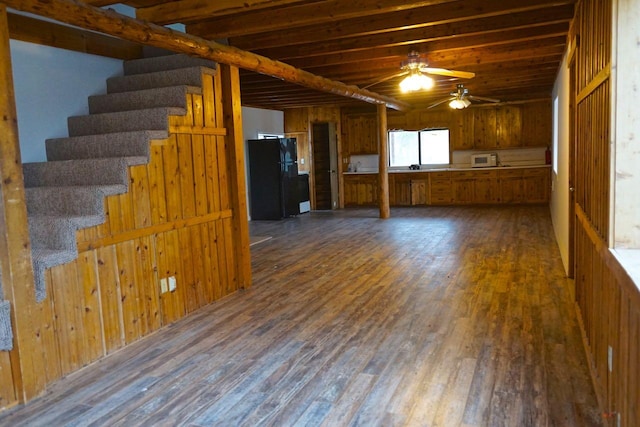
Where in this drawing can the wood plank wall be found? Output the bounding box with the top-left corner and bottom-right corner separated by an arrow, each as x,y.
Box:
573,0 -> 640,425
0,67 -> 249,408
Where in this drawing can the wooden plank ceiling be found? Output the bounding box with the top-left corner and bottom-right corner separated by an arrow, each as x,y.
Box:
92,0 -> 575,110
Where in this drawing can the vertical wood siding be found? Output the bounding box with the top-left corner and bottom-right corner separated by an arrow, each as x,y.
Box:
573,0 -> 640,425
13,70 -> 243,386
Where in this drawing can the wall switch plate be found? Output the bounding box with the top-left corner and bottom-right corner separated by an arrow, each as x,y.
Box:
608,345 -> 613,372
168,276 -> 177,292
160,278 -> 168,294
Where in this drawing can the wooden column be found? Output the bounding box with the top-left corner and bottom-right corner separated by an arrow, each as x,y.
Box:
0,5 -> 47,402
377,103 -> 390,219
219,63 -> 252,289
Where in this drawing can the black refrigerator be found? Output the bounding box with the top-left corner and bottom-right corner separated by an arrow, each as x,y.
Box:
248,138 -> 300,220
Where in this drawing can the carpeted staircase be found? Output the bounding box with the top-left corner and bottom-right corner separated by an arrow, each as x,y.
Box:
23,53 -> 217,303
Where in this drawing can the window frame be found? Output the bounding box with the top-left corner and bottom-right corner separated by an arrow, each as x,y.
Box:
387,128 -> 450,167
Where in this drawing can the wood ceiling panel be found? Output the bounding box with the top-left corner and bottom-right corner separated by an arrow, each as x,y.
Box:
110,0 -> 577,110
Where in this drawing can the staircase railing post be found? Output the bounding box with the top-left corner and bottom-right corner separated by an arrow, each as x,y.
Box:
0,4 -> 47,403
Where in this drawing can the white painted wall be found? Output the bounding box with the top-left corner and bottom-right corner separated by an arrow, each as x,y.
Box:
10,40 -> 122,163
550,51 -> 571,274
241,106 -> 284,140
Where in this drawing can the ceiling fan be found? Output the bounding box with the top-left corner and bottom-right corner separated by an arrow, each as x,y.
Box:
363,51 -> 475,92
428,84 -> 501,109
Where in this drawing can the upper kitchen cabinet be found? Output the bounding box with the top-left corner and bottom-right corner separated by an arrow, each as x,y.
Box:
496,106 -> 522,148
341,110 -> 378,155
473,108 -> 498,149
521,100 -> 552,147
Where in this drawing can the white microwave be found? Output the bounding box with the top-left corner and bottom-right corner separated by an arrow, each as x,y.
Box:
471,153 -> 497,168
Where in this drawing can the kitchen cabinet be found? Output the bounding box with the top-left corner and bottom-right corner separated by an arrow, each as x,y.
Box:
345,166 -> 549,208
496,106 -> 522,148
523,167 -> 550,202
410,179 -> 428,205
498,169 -> 525,203
389,173 -> 412,206
429,171 -> 452,205
498,167 -> 550,203
473,170 -> 499,203
473,108 -> 497,149
342,112 -> 378,155
450,171 -> 475,204
343,174 -> 378,206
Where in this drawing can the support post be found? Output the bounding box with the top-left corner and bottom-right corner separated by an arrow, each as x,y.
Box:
219,63 -> 252,289
0,4 -> 47,402
377,103 -> 390,219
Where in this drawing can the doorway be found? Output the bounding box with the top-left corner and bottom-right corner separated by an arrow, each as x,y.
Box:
312,122 -> 338,210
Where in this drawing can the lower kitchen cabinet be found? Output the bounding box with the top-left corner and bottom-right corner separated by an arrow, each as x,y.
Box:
498,167 -> 549,203
473,170 -> 499,203
344,174 -> 378,206
450,171 -> 475,204
429,171 -> 452,205
344,167 -> 549,208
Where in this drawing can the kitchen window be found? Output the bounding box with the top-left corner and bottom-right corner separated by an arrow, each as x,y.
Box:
388,129 -> 450,167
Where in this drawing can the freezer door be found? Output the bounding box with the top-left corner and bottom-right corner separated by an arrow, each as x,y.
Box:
248,139 -> 282,220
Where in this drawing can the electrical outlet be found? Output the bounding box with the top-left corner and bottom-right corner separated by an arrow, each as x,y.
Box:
160,278 -> 168,294
168,276 -> 177,292
608,345 -> 613,372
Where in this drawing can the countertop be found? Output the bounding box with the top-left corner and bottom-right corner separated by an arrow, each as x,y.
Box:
343,164 -> 551,175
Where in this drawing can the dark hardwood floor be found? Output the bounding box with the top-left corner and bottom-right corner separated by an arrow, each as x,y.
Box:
0,206 -> 602,426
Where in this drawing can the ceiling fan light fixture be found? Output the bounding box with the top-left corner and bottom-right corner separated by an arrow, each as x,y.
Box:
449,98 -> 471,109
399,70 -> 434,93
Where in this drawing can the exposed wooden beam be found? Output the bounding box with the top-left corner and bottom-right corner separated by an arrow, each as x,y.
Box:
189,0 -> 574,43
138,0 -> 354,25
171,0 -> 459,30
1,0 -> 410,111
7,12 -> 143,60
256,20 -> 570,64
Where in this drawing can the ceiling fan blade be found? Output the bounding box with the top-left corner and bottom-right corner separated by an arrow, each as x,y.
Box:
468,95 -> 500,103
427,97 -> 455,109
422,67 -> 475,79
362,70 -> 406,89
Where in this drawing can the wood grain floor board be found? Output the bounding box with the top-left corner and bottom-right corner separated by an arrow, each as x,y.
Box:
0,206 -> 602,426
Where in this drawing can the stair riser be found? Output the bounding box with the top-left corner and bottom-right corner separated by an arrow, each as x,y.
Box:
123,54 -> 216,75
45,131 -> 166,162
23,159 -> 129,188
88,86 -> 190,114
107,67 -> 211,94
28,220 -> 76,251
26,188 -> 106,216
67,109 -> 180,136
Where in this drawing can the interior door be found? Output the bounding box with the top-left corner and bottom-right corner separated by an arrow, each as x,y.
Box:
312,122 -> 335,210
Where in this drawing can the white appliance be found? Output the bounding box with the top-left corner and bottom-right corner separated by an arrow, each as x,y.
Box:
471,153 -> 497,168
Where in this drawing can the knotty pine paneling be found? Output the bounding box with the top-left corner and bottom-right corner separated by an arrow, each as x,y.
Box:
38,70 -> 243,386
362,100 -> 551,155
572,1 -> 640,425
